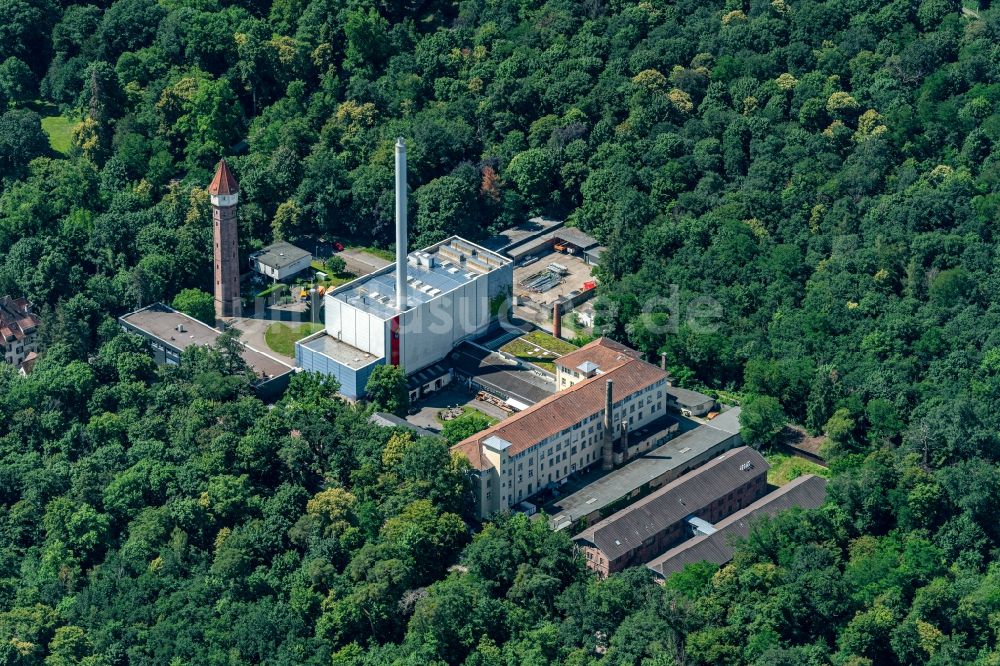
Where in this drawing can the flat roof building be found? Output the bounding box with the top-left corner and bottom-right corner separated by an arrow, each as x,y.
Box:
450,342 -> 556,407
249,241 -> 312,282
665,384 -> 716,417
545,408 -> 743,531
574,446 -> 769,577
369,411 -> 437,438
647,474 -> 827,579
505,226 -> 601,264
482,217 -> 566,253
297,236 -> 513,399
119,303 -> 294,400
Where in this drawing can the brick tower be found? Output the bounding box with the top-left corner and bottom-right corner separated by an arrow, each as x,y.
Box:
208,159 -> 241,321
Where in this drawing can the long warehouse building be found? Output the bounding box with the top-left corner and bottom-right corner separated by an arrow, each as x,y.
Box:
646,474 -> 828,579
574,447 -> 769,577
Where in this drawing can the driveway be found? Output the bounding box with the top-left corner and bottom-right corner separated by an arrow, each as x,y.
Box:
406,386 -> 509,433
340,249 -> 392,277
229,317 -> 290,361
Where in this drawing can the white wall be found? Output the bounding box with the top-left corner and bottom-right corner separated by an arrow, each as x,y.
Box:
399,273 -> 491,372
324,264 -> 506,375
275,254 -> 312,280
251,254 -> 312,281
324,296 -> 386,359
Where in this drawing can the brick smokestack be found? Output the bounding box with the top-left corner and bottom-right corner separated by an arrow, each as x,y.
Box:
618,419 -> 628,462
552,299 -> 561,339
602,380 -> 614,471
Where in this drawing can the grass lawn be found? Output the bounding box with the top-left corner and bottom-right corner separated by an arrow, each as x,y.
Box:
264,322 -> 324,356
350,246 -> 396,262
40,115 -> 76,155
436,404 -> 498,425
321,275 -> 353,288
765,452 -> 830,486
500,330 -> 578,372
311,260 -> 354,288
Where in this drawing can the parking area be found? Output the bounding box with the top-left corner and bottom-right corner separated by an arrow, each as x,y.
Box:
338,249 -> 391,277
405,385 -> 509,433
513,251 -> 594,307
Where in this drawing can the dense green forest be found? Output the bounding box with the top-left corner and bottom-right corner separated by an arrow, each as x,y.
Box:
2,0 -> 1000,663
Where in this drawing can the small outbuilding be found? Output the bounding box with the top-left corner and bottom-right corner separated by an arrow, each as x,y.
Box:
249,242 -> 312,282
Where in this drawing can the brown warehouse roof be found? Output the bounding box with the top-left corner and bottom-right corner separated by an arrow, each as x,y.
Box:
647,474 -> 828,578
573,446 -> 769,561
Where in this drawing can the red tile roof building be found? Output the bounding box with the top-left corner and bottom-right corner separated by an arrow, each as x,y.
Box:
1,296 -> 40,372
452,337 -> 671,520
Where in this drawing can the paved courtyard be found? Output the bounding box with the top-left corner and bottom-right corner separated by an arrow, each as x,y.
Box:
513,251 -> 594,307
405,385 -> 509,433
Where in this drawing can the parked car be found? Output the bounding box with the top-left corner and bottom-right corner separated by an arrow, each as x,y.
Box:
333,241 -> 345,251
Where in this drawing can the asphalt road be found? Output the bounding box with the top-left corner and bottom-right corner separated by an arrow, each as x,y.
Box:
339,249 -> 392,277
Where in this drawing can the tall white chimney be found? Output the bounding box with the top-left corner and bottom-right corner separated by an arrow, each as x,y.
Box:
395,137 -> 408,310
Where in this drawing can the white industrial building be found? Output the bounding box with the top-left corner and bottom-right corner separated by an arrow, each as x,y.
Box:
296,139 -> 513,398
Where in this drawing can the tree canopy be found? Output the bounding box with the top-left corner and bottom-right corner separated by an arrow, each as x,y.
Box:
1,0 -> 1000,662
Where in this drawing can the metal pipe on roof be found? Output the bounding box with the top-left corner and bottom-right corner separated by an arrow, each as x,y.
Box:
395,137 -> 407,310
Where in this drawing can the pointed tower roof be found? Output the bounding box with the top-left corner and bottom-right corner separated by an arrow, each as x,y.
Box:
208,158 -> 239,195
